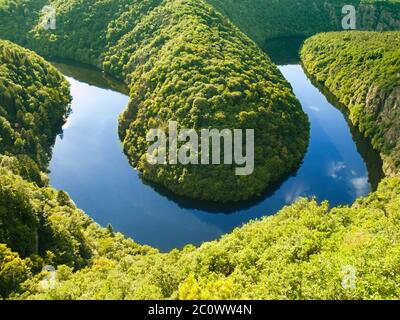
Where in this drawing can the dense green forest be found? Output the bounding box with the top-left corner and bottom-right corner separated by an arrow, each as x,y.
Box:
301,31 -> 400,177
207,0 -> 400,46
0,40 -> 70,169
1,0 -> 400,300
0,43 -> 152,297
1,1 -> 399,201
0,156 -> 156,298
0,0 -> 310,202
0,36 -> 399,300
3,175 -> 400,300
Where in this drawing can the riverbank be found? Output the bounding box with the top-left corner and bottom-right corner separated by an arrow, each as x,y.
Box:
301,31 -> 400,177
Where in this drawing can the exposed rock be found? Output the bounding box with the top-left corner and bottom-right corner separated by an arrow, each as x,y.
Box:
366,85 -> 400,176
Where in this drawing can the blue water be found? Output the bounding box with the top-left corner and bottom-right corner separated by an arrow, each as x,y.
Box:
49,63 -> 381,251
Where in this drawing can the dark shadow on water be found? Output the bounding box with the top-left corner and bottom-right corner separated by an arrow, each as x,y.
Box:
50,46 -> 384,219
138,162 -> 304,214
50,59 -> 128,95
262,36 -> 307,65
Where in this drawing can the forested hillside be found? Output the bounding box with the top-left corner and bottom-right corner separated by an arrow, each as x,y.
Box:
0,157 -> 156,298
207,0 -> 400,46
1,0 -> 400,301
301,31 -> 400,177
6,177 -> 399,300
0,0 -> 47,45
0,40 -> 70,169
107,0 -> 309,202
0,0 -> 310,202
1,0 -> 399,201
0,43 -> 153,298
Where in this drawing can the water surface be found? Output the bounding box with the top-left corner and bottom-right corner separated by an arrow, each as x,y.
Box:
49,62 -> 383,251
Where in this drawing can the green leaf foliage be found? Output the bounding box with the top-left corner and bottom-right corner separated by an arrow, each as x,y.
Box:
0,40 -> 71,169
0,0 -> 311,202
0,0 -> 400,300
11,177 -> 400,300
301,31 -> 400,176
206,0 -> 400,46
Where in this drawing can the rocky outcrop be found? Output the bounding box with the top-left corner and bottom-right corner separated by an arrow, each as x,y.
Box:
365,85 -> 400,176
358,3 -> 400,31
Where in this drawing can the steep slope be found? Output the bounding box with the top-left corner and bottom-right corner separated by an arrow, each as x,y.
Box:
0,43 -> 156,299
0,0 -> 310,202
0,2 -> 400,301
301,31 -> 400,176
207,0 -> 400,46
12,177 -> 400,300
0,159 -> 156,299
0,40 -> 70,169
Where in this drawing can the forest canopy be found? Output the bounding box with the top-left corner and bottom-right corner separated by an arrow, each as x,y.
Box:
0,0 -> 400,301
301,31 -> 400,177
0,0 -> 311,202
0,39 -> 70,169
7,176 -> 400,300
207,0 -> 400,46
1,1 -> 398,202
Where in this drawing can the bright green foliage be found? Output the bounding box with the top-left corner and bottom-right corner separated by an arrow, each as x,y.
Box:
206,0 -> 400,46
3,0 -> 310,202
0,154 -> 44,186
0,162 -> 157,299
0,41 -> 154,298
301,31 -> 400,176
0,0 -> 400,301
12,177 -> 400,300
0,40 -> 71,169
1,1 -> 398,201
107,0 -> 309,202
0,0 -> 47,45
0,166 -> 90,267
1,0 -> 399,49
0,243 -> 31,298
26,0 -> 162,66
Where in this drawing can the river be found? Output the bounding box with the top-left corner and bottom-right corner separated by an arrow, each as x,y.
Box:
49,58 -> 383,251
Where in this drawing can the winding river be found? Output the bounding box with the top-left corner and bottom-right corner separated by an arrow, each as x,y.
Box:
49,56 -> 384,251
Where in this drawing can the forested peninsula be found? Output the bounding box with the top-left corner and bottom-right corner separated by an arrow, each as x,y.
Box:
0,0 -> 400,300
1,0 -> 310,202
